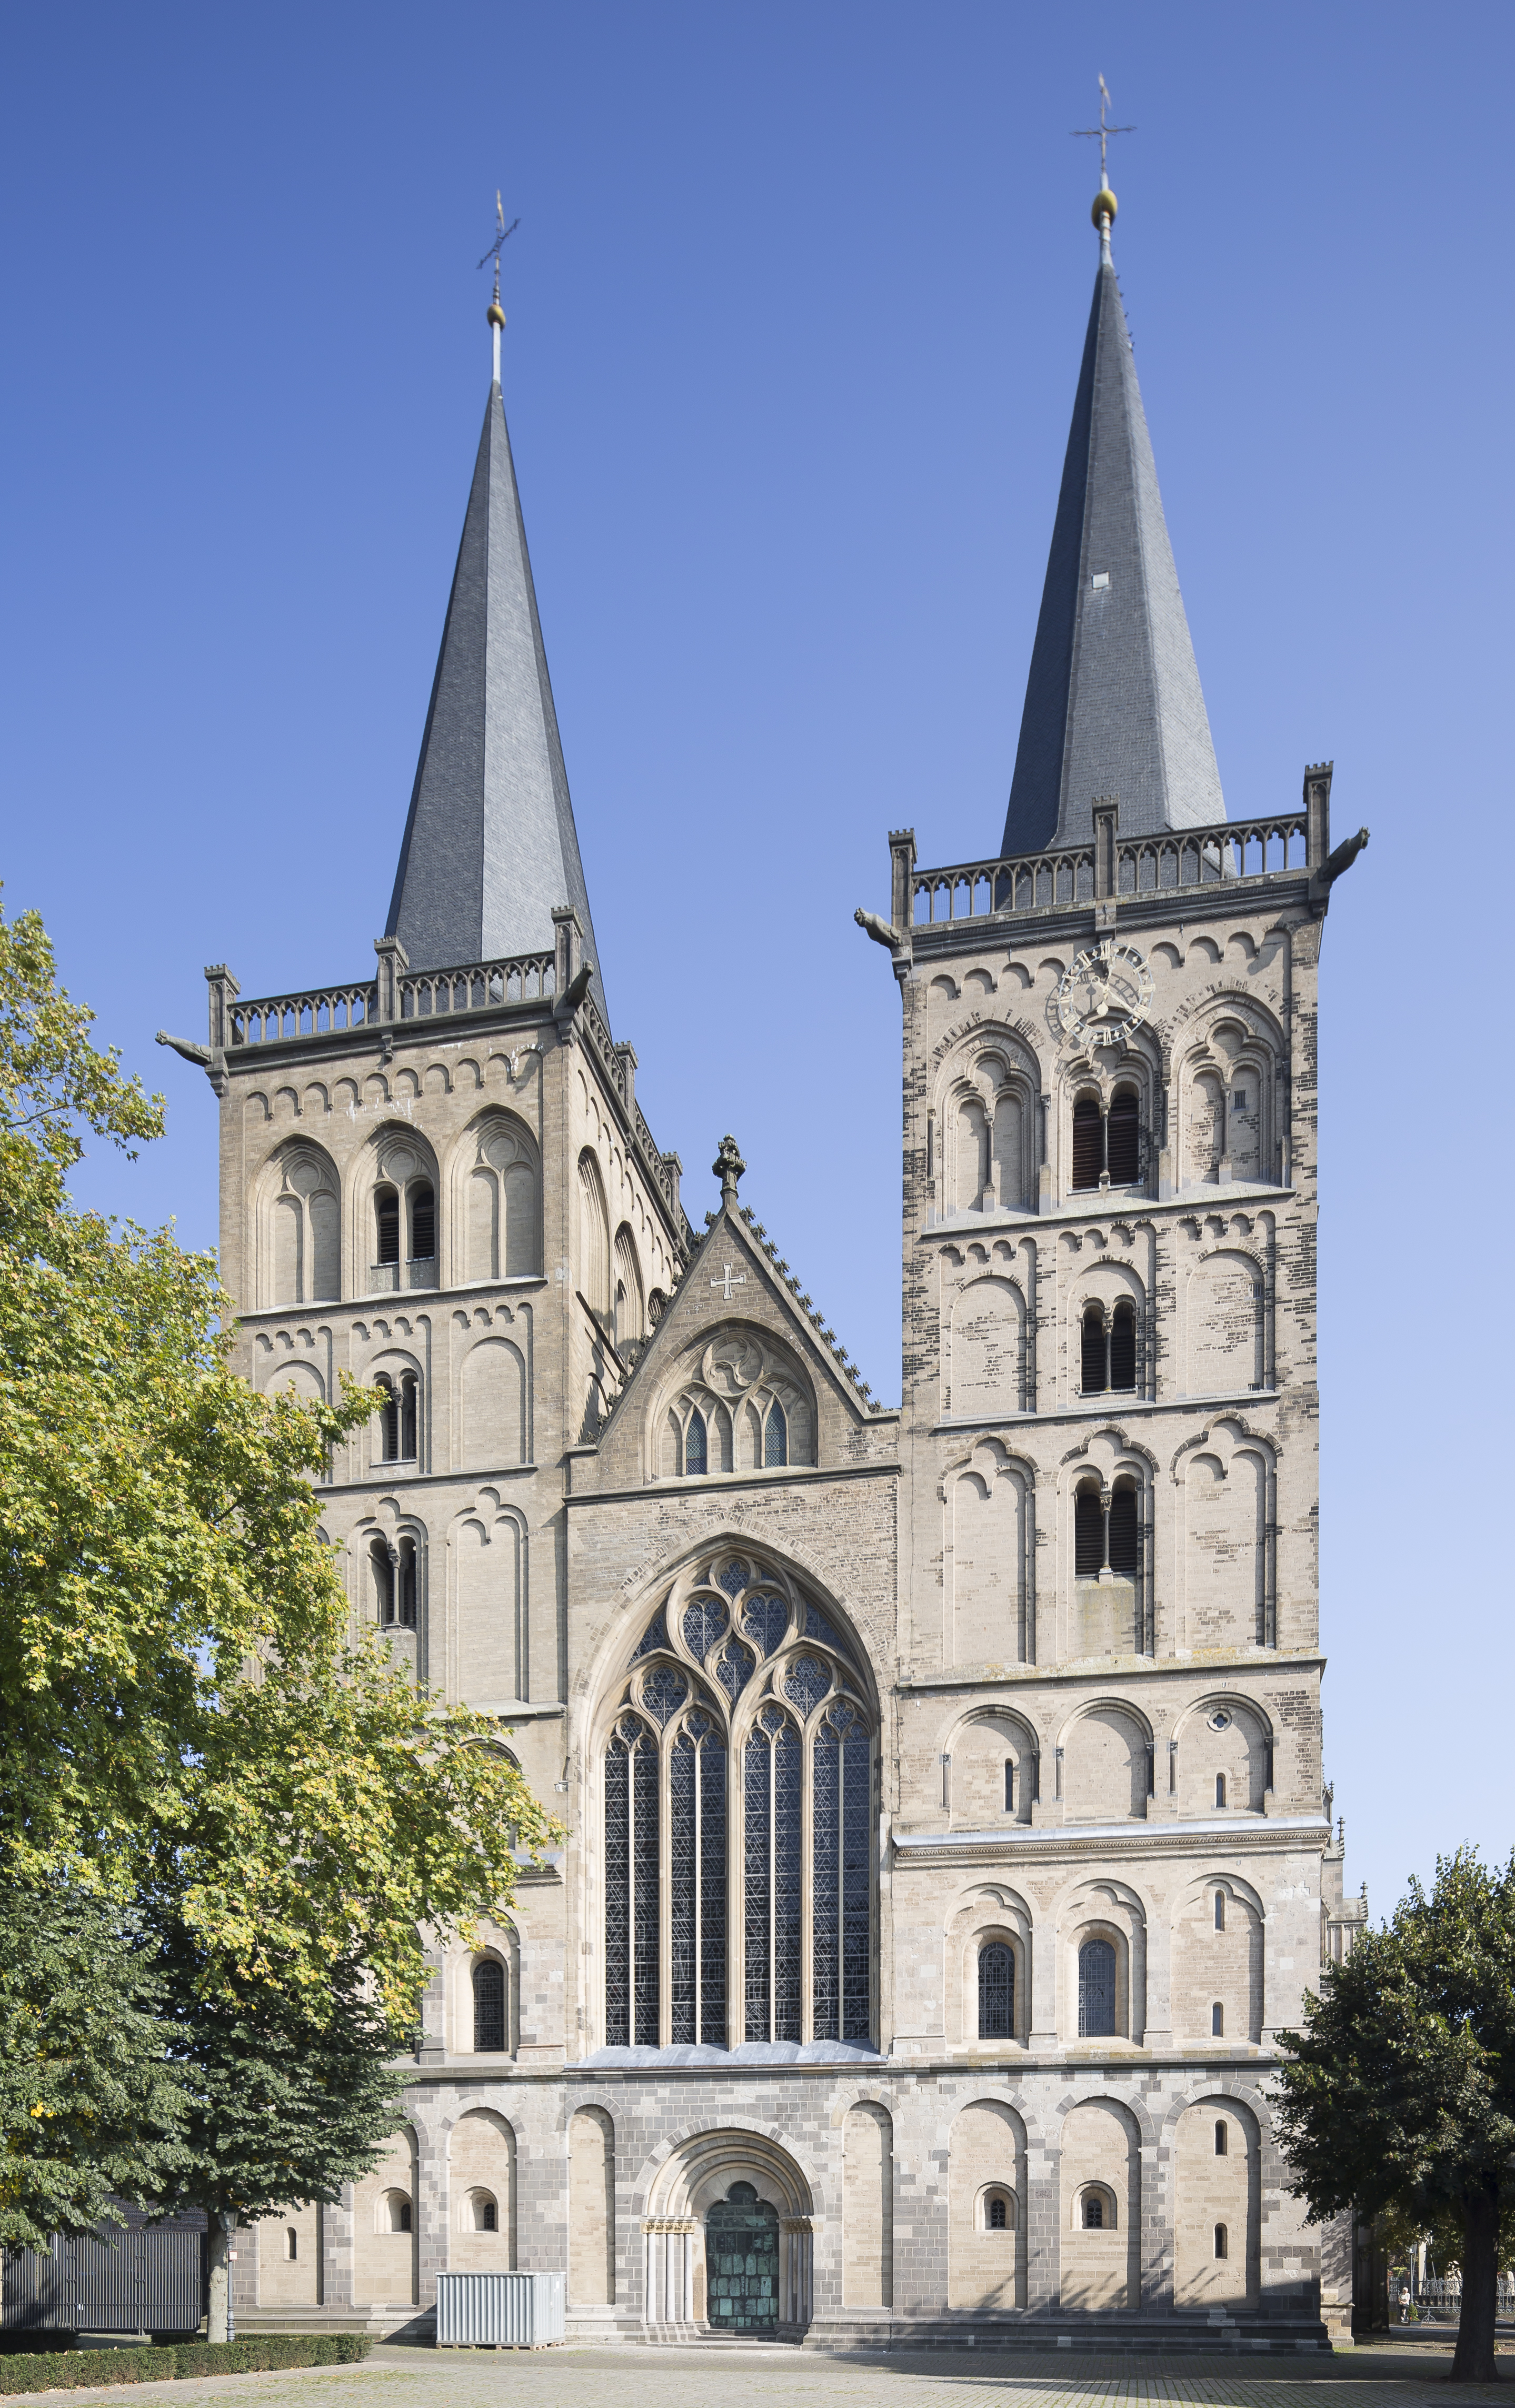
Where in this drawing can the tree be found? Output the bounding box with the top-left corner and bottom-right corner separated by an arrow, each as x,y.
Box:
150,1927 -> 404,2345
0,898 -> 563,2312
1273,1848 -> 1515,2382
0,1883 -> 186,2251
0,893 -> 560,2015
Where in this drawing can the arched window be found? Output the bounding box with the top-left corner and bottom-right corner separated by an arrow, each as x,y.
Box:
1211,2001 -> 1224,2036
1215,1773 -> 1228,1808
605,1557 -> 873,2049
473,1958 -> 505,2053
1078,1938 -> 1117,2037
1082,2190 -> 1106,2230
397,1537 -> 417,1628
1214,2119 -> 1228,2156
1003,1760 -> 1015,1813
614,1227 -> 644,1353
1074,1485 -> 1104,1576
401,1373 -> 418,1460
987,2195 -> 1008,2230
1081,1305 -> 1107,1393
375,1186 -> 400,1266
1110,1299 -> 1137,1390
763,1401 -> 788,1468
978,1941 -> 1015,2040
1107,1087 -> 1140,1185
1214,1891 -> 1226,1932
1108,1480 -> 1139,1576
409,1182 -> 435,1265
376,1374 -> 400,1461
473,2193 -> 499,2233
267,1147 -> 341,1306
384,2193 -> 412,2234
285,2227 -> 297,2261
371,1537 -> 394,1625
1072,1096 -> 1102,1190
1214,2222 -> 1229,2259
685,1409 -> 707,1476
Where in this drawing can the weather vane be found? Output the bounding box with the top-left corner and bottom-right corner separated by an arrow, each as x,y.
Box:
1071,74 -> 1134,192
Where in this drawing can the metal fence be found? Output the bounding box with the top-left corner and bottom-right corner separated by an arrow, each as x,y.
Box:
3,2228 -> 205,2334
435,2271 -> 565,2347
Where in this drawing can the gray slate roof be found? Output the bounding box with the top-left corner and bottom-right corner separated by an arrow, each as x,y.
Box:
385,380 -> 606,1017
1001,241 -> 1225,857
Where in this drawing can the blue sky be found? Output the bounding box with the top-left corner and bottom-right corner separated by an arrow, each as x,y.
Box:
2,3 -> 1509,1922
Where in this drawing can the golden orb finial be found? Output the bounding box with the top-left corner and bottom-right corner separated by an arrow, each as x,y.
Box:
1091,185 -> 1118,228
487,298 -> 506,331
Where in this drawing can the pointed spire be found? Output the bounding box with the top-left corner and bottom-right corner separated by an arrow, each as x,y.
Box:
1001,188 -> 1224,858
385,278 -> 605,1017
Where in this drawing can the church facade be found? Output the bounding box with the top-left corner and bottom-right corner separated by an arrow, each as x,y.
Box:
197,191 -> 1367,2344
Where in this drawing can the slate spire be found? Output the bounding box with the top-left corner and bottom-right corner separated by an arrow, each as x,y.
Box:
385,321 -> 605,1016
1001,196 -> 1224,857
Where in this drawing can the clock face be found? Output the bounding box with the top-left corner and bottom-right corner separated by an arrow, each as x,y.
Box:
1055,940 -> 1155,1049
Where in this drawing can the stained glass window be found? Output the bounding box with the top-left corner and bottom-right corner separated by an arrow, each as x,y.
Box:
978,1941 -> 1014,2039
473,1956 -> 505,2052
763,1401 -> 787,1467
685,1410 -> 707,1475
604,1553 -> 873,2053
640,1665 -> 689,1725
742,1592 -> 789,1656
714,1639 -> 754,1702
783,1654 -> 830,1716
604,1725 -> 632,2045
630,1609 -> 667,1663
682,1596 -> 728,1660
1078,1938 -> 1117,2037
669,1712 -> 727,2048
813,1699 -> 871,2042
633,1735 -> 659,2045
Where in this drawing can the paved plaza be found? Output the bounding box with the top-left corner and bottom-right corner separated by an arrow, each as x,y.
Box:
49,2339 -> 1515,2408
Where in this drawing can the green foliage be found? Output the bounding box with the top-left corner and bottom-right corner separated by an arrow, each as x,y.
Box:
0,897 -> 564,2262
0,1886 -> 186,2251
0,892 -> 563,2027
0,2335 -> 370,2394
1273,1846 -> 1515,2380
149,1924 -> 401,2225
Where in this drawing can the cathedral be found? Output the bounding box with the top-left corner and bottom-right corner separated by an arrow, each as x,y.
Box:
191,181 -> 1369,2345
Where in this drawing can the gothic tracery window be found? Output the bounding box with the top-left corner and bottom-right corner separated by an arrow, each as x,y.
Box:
602,1552 -> 873,2049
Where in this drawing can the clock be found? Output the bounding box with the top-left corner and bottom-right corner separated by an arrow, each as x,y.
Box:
1055,939 -> 1154,1049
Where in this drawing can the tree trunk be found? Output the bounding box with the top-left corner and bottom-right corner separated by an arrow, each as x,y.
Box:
1451,2188 -> 1500,2383
206,2209 -> 238,2347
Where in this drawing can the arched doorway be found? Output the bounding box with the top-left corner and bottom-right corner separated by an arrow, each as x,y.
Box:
706,2183 -> 779,2332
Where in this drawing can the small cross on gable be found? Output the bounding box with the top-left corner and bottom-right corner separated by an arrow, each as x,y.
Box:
710,1265 -> 747,1302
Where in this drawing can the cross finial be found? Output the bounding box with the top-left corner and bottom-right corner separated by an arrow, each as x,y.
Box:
478,192 -> 521,383
1072,74 -> 1134,248
713,1134 -> 745,1203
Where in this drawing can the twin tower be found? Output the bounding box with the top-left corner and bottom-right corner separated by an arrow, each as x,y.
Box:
177,190 -> 1367,2345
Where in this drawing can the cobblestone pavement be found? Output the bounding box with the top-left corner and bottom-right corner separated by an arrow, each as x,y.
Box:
42,2336 -> 1515,2408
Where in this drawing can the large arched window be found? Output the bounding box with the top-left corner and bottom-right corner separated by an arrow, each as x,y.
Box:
1078,1937 -> 1117,2037
978,1941 -> 1015,2040
602,1552 -> 874,2050
374,1370 -> 420,1464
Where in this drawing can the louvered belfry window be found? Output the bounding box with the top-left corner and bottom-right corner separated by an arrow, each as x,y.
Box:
603,1554 -> 874,2049
1074,1487 -> 1105,1576
374,1186 -> 400,1266
1107,1088 -> 1140,1185
408,1180 -> 435,1261
1110,1300 -> 1137,1391
1081,1306 -> 1107,1393
1072,1097 -> 1102,1190
1108,1482 -> 1139,1576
